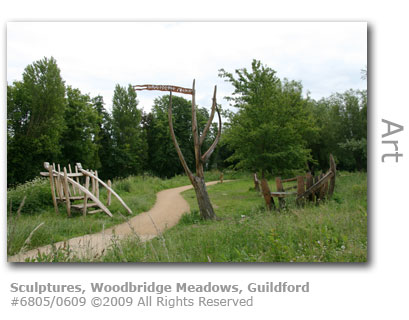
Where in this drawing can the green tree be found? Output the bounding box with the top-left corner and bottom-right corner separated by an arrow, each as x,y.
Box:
60,86 -> 101,169
111,84 -> 148,177
145,94 -> 213,178
219,60 -> 317,177
327,90 -> 367,170
92,95 -> 116,179
7,57 -> 66,185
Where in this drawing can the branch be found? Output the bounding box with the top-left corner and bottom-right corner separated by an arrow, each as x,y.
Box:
191,79 -> 201,174
201,103 -> 222,163
199,85 -> 217,146
168,92 -> 194,183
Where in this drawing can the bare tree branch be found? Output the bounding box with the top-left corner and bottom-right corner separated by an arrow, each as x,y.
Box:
199,85 -> 217,146
168,92 -> 194,183
201,103 -> 222,163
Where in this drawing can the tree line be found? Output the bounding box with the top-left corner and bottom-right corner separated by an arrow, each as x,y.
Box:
7,57 -> 366,187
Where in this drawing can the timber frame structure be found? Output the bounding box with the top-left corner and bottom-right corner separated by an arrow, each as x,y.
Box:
260,154 -> 337,210
40,162 -> 132,217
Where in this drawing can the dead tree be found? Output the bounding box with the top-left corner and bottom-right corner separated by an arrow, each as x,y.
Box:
168,80 -> 221,220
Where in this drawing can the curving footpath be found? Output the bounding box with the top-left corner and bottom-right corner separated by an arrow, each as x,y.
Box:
8,181 -> 222,262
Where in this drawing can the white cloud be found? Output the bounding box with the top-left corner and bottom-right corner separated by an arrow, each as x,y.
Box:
7,22 -> 367,112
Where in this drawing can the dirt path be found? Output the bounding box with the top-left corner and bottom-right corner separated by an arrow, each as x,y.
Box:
8,181 -> 223,262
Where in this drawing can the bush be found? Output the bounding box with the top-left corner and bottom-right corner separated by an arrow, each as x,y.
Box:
7,177 -> 53,215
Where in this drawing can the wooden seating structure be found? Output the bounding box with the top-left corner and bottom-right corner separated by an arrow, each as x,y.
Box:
40,162 -> 132,217
260,154 -> 336,210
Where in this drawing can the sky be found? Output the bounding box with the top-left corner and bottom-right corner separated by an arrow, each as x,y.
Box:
7,22 -> 367,113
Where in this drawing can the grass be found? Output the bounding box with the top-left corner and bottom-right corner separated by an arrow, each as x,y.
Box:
16,170 -> 367,262
7,170 -> 242,257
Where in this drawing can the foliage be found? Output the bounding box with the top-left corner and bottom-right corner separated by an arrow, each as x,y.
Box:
110,84 -> 148,178
7,57 -> 366,188
92,95 -> 116,180
7,177 -> 53,215
7,57 -> 66,185
219,60 -> 317,176
144,94 -> 214,178
60,86 -> 101,169
309,89 -> 367,171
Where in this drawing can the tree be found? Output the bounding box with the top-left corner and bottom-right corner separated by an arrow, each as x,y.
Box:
219,60 -> 316,177
92,95 -> 116,179
168,80 -> 221,219
145,94 -> 213,177
7,57 -> 66,185
111,84 -> 148,178
307,89 -> 367,171
60,86 -> 101,169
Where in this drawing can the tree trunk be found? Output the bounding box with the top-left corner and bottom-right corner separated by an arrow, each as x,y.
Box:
167,80 -> 221,220
193,176 -> 216,220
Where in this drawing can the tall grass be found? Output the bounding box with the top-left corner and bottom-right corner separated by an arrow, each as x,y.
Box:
22,171 -> 367,262
7,170 -> 238,256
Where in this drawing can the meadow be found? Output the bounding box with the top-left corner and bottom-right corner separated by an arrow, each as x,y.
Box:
6,171 -> 240,257
7,171 -> 367,262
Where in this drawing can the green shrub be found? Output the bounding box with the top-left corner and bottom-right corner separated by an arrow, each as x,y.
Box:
7,178 -> 53,215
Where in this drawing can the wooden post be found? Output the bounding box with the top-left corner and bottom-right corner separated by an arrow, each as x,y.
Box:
53,163 -> 60,201
323,180 -> 329,197
261,179 -> 275,211
58,164 -> 65,200
54,172 -> 61,200
306,172 -> 314,202
68,164 -> 76,195
219,172 -> 224,183
53,163 -> 60,200
47,164 -> 59,214
107,179 -> 112,206
319,176 -> 329,201
95,170 -> 99,199
75,165 -> 82,195
296,175 -> 305,206
91,170 -> 96,195
328,154 -> 336,197
275,177 -> 285,210
316,173 -> 325,202
83,176 -> 90,216
63,167 -> 71,217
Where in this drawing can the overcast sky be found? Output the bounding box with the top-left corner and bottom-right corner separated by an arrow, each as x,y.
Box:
7,22 -> 367,113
